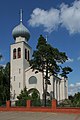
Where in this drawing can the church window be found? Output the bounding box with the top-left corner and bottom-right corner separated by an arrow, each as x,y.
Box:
18,48 -> 21,58
25,49 -> 27,60
19,68 -> 21,74
14,76 -> 15,81
29,76 -> 37,84
13,48 -> 16,59
28,50 -> 29,61
19,82 -> 21,88
10,85 -> 12,91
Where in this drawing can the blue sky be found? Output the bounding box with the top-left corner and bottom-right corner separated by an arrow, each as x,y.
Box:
0,0 -> 80,95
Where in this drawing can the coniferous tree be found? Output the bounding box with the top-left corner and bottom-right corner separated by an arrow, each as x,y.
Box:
0,54 -> 2,60
0,62 -> 10,104
60,66 -> 72,78
30,35 -> 72,106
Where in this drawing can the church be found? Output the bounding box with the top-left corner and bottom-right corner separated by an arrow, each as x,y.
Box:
10,10 -> 68,103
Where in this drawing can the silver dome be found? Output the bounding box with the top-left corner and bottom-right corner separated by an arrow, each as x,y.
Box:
12,22 -> 30,41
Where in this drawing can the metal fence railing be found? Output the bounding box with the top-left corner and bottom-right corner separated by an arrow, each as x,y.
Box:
0,101 -> 6,107
57,99 -> 80,108
31,99 -> 52,107
10,100 -> 26,107
10,99 -> 52,107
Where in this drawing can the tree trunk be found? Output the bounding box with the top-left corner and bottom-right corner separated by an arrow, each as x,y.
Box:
42,71 -> 45,106
44,62 -> 48,107
44,80 -> 47,106
42,71 -> 44,95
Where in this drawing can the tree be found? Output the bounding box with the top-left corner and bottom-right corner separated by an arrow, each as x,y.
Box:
3,62 -> 10,100
60,66 -> 73,78
69,92 -> 80,107
30,35 -> 72,106
16,87 -> 31,106
17,87 -> 30,100
31,90 -> 41,106
0,62 -> 10,104
0,54 -> 2,60
16,87 -> 41,106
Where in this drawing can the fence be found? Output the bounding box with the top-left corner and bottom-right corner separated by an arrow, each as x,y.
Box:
0,99 -> 80,114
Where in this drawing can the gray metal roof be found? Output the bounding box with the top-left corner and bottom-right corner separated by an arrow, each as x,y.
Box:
12,22 -> 30,41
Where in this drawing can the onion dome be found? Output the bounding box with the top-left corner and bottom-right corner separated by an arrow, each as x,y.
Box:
12,23 -> 30,41
12,9 -> 30,41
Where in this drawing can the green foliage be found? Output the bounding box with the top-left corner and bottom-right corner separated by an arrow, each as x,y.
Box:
31,90 -> 39,100
0,54 -> 2,60
17,87 -> 31,100
0,62 -> 10,102
30,35 -> 72,80
60,67 -> 73,78
59,99 -> 72,107
30,35 -> 64,75
31,90 -> 41,106
0,101 -> 2,106
45,99 -> 51,107
60,92 -> 80,107
30,35 -> 72,106
16,99 -> 26,106
16,87 -> 41,106
31,35 -> 71,72
16,87 -> 31,106
69,92 -> 80,107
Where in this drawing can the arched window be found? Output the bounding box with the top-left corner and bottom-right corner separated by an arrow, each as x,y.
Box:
25,49 -> 27,60
28,50 -> 29,61
28,88 -> 40,96
29,76 -> 37,84
13,48 -> 16,59
18,48 -> 21,58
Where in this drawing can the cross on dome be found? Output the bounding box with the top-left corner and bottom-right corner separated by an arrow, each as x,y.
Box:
12,9 -> 30,41
20,9 -> 23,23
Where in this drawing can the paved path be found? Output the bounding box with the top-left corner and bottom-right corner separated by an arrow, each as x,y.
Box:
0,112 -> 80,120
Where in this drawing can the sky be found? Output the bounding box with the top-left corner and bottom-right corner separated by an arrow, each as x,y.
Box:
0,0 -> 80,95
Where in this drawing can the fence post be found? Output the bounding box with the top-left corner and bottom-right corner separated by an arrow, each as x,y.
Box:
52,99 -> 57,110
26,100 -> 31,109
6,100 -> 11,110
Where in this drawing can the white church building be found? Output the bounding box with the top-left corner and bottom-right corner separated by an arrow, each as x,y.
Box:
10,10 -> 68,102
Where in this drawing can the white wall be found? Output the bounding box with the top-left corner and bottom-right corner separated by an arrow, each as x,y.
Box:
25,68 -> 43,99
10,37 -> 31,100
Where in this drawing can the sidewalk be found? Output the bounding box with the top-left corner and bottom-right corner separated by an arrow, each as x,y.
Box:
0,112 -> 80,120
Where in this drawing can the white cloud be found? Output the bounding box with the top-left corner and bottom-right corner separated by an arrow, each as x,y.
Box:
69,84 -> 74,87
77,57 -> 80,61
60,0 -> 80,34
66,57 -> 74,63
28,0 -> 80,34
0,64 -> 6,68
0,56 -> 5,62
69,82 -> 80,95
56,57 -> 73,65
28,8 -> 60,33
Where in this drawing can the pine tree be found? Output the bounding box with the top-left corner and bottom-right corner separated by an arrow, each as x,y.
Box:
0,54 -> 2,60
30,35 -> 72,106
0,62 -> 10,105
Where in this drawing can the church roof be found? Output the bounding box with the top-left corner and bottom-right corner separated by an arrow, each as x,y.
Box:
12,22 -> 30,41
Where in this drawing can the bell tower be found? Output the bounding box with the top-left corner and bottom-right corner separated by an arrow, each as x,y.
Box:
10,10 -> 31,101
